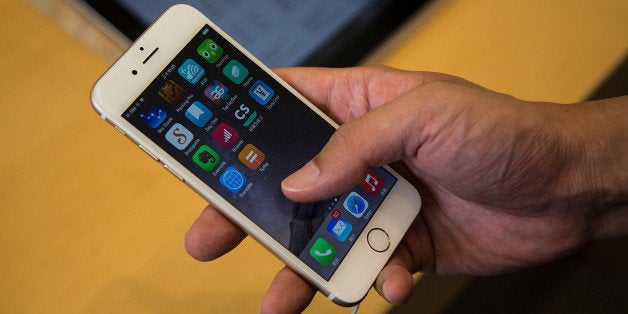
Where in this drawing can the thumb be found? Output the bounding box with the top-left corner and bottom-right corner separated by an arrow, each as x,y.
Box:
281,91 -> 421,203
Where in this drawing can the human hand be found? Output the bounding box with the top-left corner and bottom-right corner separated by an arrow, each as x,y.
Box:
185,66 -> 627,313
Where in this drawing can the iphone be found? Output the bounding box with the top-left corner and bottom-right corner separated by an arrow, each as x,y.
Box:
91,4 -> 421,306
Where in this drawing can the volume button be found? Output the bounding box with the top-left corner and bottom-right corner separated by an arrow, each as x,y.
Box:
138,145 -> 159,162
163,164 -> 185,182
113,125 -> 126,136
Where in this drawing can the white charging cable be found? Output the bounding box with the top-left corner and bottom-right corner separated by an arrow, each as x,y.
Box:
351,303 -> 360,314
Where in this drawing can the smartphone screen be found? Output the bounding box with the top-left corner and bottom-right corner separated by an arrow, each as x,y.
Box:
122,25 -> 397,280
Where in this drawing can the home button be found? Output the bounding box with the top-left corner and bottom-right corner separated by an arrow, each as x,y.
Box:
367,228 -> 390,252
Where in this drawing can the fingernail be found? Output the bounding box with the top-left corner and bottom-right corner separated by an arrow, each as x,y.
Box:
383,279 -> 403,305
381,279 -> 393,303
282,161 -> 320,192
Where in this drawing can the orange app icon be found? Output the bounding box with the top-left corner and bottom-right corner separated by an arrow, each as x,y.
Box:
238,144 -> 265,170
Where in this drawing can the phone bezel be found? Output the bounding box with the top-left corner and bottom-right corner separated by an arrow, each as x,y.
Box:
91,4 -> 421,305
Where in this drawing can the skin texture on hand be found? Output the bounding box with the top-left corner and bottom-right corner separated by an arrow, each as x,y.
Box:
184,66 -> 628,313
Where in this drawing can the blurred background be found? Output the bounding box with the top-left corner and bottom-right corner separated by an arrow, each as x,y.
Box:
1,0 -> 626,313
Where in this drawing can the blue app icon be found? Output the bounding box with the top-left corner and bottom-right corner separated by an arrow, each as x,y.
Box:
343,192 -> 369,218
185,101 -> 212,127
327,217 -> 353,241
248,80 -> 274,105
178,59 -> 205,84
219,166 -> 247,193
139,106 -> 166,128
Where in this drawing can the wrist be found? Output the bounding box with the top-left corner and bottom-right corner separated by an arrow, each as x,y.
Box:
558,97 -> 628,240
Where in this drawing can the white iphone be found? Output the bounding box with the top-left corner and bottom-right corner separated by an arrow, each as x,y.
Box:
91,4 -> 421,306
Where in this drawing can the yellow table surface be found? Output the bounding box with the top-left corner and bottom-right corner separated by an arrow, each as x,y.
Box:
1,0 -> 626,313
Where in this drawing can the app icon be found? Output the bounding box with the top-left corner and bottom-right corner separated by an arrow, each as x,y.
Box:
234,103 -> 257,127
204,80 -> 230,105
238,144 -> 265,170
178,59 -> 205,84
192,145 -> 220,171
327,217 -> 353,241
243,111 -> 257,127
310,238 -> 336,266
361,169 -> 384,194
223,59 -> 249,84
197,39 -> 223,63
165,123 -> 193,150
219,166 -> 247,193
185,101 -> 212,127
249,80 -> 274,105
212,122 -> 239,148
139,105 -> 166,128
343,192 -> 368,218
158,80 -> 186,106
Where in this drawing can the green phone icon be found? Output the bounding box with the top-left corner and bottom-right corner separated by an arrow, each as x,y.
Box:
310,238 -> 336,266
197,39 -> 223,63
